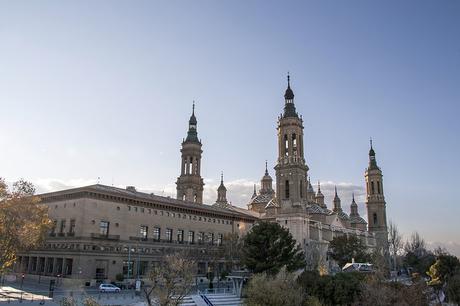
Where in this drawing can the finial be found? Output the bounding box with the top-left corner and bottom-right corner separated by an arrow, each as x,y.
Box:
287,72 -> 291,88
334,185 -> 337,196
265,160 -> 268,175
317,180 -> 321,192
192,101 -> 195,115
352,192 -> 355,201
370,137 -> 373,149
221,171 -> 224,184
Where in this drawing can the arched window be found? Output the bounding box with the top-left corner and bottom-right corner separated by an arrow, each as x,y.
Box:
373,213 -> 378,225
189,157 -> 193,174
299,180 -> 303,198
292,134 -> 297,156
377,181 -> 381,194
371,181 -> 375,194
284,135 -> 289,156
285,180 -> 290,199
194,194 -> 197,202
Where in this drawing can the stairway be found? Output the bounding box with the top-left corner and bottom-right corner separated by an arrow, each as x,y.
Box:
204,293 -> 243,306
178,295 -> 198,306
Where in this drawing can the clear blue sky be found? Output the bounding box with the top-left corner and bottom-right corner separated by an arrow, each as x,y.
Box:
1,1 -> 459,254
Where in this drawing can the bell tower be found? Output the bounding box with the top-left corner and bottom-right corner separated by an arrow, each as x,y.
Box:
176,103 -> 204,204
274,74 -> 309,207
365,139 -> 389,254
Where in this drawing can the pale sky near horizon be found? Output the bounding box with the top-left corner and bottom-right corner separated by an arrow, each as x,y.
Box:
0,1 -> 459,255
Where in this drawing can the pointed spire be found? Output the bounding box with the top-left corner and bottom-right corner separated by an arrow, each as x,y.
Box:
185,102 -> 199,143
350,192 -> 359,217
317,181 -> 321,193
252,184 -> 257,198
220,171 -> 224,185
333,186 -> 342,212
284,72 -> 295,100
265,160 -> 269,176
283,73 -> 297,118
368,138 -> 378,169
334,186 -> 338,197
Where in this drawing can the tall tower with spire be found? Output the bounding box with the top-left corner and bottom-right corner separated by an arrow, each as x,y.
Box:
274,74 -> 309,208
365,140 -> 389,254
214,172 -> 229,207
176,103 -> 204,204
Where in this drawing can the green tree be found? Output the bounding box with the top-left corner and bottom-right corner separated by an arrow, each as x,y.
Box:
245,267 -> 305,306
297,270 -> 365,305
241,222 -> 305,275
0,178 -> 52,273
328,235 -> 371,268
427,254 -> 460,303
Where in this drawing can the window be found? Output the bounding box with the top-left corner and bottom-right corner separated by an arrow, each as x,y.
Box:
51,220 -> 57,235
208,233 -> 214,245
60,220 -> 66,233
166,228 -> 173,242
299,181 -> 303,198
284,134 -> 289,156
373,213 -> 378,225
292,134 -> 297,155
69,219 -> 76,234
188,231 -> 195,244
217,234 -> 223,245
140,226 -> 148,240
100,221 -> 109,236
198,232 -> 205,244
153,227 -> 161,241
177,230 -> 184,243
371,181 -> 375,194
285,180 -> 290,199
377,181 -> 381,194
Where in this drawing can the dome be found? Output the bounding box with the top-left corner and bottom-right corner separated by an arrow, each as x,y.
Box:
284,87 -> 294,100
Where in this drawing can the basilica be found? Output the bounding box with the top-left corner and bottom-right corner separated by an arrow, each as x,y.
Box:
178,75 -> 389,260
15,76 -> 388,282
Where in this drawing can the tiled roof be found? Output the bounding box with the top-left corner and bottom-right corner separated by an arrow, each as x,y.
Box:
349,215 -> 367,224
249,193 -> 274,205
39,184 -> 258,220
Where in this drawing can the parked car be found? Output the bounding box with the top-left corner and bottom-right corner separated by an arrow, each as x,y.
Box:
99,283 -> 121,293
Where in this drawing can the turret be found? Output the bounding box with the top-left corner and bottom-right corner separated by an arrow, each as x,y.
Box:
176,102 -> 205,203
365,139 -> 389,256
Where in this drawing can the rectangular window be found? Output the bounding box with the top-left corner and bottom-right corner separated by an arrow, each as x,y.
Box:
153,227 -> 161,241
100,221 -> 109,236
140,225 -> 148,240
209,233 -> 214,245
177,230 -> 184,243
50,220 -> 57,235
60,219 -> 66,233
198,232 -> 205,244
217,233 -> 223,246
166,228 -> 173,242
188,231 -> 195,244
285,180 -> 290,199
69,219 -> 76,234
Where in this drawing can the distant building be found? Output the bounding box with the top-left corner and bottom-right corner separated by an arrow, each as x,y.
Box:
15,76 -> 388,283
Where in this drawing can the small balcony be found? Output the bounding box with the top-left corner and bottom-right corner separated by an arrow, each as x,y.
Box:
90,233 -> 120,240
